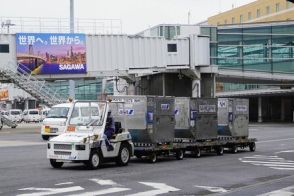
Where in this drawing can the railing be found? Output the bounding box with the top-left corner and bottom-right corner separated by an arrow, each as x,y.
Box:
0,61 -> 67,106
0,17 -> 122,34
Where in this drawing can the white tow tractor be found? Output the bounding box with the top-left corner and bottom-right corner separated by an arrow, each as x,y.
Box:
47,100 -> 134,169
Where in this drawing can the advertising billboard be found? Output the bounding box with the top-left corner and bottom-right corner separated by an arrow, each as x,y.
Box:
16,33 -> 87,75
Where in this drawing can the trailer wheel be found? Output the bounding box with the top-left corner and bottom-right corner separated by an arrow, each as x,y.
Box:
231,145 -> 238,154
42,135 -> 50,141
216,146 -> 224,156
175,149 -> 184,160
116,143 -> 131,166
50,159 -> 63,168
195,148 -> 201,158
85,151 -> 101,169
148,153 -> 157,163
249,142 -> 256,152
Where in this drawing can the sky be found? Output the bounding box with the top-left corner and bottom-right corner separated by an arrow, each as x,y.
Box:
0,0 -> 255,34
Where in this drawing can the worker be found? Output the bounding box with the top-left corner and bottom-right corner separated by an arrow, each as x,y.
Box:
104,111 -> 115,151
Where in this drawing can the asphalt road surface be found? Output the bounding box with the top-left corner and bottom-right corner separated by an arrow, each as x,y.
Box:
0,123 -> 294,196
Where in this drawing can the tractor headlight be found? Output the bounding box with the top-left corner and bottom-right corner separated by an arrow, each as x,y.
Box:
75,145 -> 86,150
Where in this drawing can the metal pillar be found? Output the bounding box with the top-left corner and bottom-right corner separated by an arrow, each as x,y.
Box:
70,0 -> 74,33
162,73 -> 166,96
127,83 -> 135,95
258,97 -> 263,123
281,98 -> 285,122
68,80 -> 75,99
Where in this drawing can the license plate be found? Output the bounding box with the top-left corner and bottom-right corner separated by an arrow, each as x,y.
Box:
50,128 -> 58,133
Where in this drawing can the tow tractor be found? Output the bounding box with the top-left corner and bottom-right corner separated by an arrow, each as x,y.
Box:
47,100 -> 134,169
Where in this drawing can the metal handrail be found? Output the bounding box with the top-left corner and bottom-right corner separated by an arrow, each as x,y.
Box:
1,61 -> 67,106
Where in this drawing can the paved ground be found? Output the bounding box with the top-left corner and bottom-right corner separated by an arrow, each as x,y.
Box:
0,123 -> 293,195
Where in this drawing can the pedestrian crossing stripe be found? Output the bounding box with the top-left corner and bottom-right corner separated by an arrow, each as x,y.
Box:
239,155 -> 294,171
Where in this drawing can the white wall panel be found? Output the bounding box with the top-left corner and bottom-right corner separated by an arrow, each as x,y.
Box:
166,39 -> 189,66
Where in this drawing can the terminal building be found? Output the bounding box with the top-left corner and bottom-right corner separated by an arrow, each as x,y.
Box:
0,0 -> 294,122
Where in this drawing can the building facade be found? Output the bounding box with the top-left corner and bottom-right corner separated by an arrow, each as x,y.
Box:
208,0 -> 294,25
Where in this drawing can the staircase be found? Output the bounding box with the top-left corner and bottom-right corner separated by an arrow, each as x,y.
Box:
1,115 -> 17,129
0,62 -> 67,107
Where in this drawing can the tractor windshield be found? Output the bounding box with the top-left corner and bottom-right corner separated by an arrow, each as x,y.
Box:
69,102 -> 107,127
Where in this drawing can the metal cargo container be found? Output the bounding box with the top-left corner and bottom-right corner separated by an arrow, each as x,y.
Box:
109,95 -> 175,144
175,97 -> 218,140
217,98 -> 249,137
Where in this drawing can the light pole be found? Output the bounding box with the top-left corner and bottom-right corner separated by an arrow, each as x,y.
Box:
70,0 -> 74,33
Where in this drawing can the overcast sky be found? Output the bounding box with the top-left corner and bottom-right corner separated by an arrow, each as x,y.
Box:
0,0 -> 255,34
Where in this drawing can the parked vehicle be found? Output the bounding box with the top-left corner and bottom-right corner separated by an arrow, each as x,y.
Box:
9,109 -> 23,123
41,103 -> 71,140
47,101 -> 134,169
41,108 -> 50,121
23,109 -> 41,123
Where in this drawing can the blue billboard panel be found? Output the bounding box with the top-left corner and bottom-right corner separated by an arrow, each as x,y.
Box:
16,33 -> 87,75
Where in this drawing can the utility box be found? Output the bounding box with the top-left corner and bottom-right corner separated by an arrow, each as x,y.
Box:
217,98 -> 249,137
175,97 -> 218,140
110,95 -> 175,144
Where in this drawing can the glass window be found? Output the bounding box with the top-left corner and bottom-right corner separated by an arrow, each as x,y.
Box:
29,110 -> 39,115
164,26 -> 176,39
159,26 -> 164,37
0,44 -> 9,53
266,6 -> 271,14
167,44 -> 177,52
47,107 -> 69,118
257,9 -> 261,18
248,12 -> 252,21
232,17 -> 235,24
240,15 -> 243,23
276,3 -> 280,12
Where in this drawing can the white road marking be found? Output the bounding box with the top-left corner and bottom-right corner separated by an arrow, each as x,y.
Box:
17,186 -> 84,196
195,185 -> 229,193
69,187 -> 130,196
269,167 -> 294,170
276,150 -> 294,154
126,182 -> 180,196
252,163 -> 294,168
90,178 -> 119,186
0,140 -> 44,147
258,185 -> 294,196
240,155 -> 294,171
55,182 -> 74,186
257,138 -> 294,144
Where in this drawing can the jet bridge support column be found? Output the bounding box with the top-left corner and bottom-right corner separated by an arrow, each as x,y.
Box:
127,82 -> 135,95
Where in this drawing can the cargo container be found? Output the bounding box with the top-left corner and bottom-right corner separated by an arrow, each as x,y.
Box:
217,98 -> 256,153
217,98 -> 249,137
110,95 -> 184,163
174,97 -> 224,157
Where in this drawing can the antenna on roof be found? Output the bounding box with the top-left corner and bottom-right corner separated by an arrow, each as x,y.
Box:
188,10 -> 191,24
